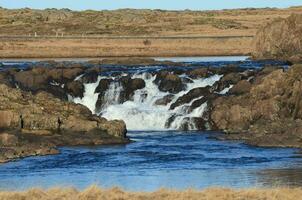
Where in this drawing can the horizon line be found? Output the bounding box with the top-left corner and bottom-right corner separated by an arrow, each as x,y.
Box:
0,5 -> 301,12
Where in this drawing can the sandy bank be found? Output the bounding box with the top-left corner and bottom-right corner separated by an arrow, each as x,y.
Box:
0,186 -> 301,200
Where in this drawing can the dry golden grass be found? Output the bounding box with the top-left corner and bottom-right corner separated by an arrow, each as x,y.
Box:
0,186 -> 302,200
0,37 -> 252,58
1,7 -> 302,37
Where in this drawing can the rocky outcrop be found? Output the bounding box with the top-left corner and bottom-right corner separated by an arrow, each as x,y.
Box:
154,71 -> 184,93
65,81 -> 85,98
0,63 -> 103,101
210,65 -> 302,147
187,68 -> 212,78
0,84 -> 128,163
253,14 -> 302,63
170,87 -> 210,110
119,76 -> 146,102
154,94 -> 174,106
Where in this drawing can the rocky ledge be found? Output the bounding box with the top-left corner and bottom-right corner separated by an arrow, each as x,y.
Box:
210,65 -> 302,148
1,58 -> 301,158
0,83 -> 128,163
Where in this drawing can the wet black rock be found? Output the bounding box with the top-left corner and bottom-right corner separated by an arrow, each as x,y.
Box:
119,76 -> 146,102
65,80 -> 84,98
211,72 -> 243,93
179,117 -> 206,131
187,68 -> 212,78
95,78 -> 113,93
80,71 -> 98,84
154,71 -> 185,93
154,94 -> 174,106
170,87 -> 211,110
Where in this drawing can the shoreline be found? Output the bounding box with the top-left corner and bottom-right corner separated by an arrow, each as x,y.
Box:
0,186 -> 301,200
0,55 -> 250,62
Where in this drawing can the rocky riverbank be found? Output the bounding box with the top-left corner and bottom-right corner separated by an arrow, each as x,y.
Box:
1,56 -> 302,163
210,65 -> 302,148
0,75 -> 128,163
1,58 -> 300,150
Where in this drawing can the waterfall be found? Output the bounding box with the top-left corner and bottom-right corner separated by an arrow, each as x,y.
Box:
71,76 -> 102,112
70,72 -> 222,131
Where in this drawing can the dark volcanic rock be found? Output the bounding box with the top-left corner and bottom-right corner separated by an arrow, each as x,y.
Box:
170,87 -> 210,110
48,66 -> 84,83
187,68 -> 211,78
80,71 -> 98,84
65,80 -> 85,98
119,76 -> 146,102
10,65 -> 85,98
80,66 -> 101,84
154,71 -> 184,93
175,117 -> 206,131
95,78 -> 113,93
211,72 -> 243,93
45,85 -> 68,100
154,94 -> 174,106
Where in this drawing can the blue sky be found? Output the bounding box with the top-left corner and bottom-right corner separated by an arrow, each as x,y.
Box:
1,0 -> 302,11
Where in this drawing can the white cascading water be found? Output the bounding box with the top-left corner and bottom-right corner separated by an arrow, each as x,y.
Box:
71,76 -> 102,112
70,73 -> 223,131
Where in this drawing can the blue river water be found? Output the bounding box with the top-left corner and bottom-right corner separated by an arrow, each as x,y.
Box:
1,131 -> 302,192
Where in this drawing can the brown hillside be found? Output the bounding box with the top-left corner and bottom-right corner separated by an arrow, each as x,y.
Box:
0,7 -> 302,37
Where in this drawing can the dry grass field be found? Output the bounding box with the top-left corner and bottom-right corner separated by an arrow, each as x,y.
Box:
0,6 -> 301,58
1,7 -> 302,37
0,36 -> 252,58
0,186 -> 301,200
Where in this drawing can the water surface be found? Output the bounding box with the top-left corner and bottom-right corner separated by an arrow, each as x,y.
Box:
1,131 -> 302,191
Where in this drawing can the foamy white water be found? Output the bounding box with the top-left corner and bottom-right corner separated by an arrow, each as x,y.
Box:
72,76 -> 101,112
70,72 -> 222,131
100,73 -> 221,130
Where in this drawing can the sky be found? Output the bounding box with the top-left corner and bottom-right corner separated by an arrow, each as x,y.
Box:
1,0 -> 302,11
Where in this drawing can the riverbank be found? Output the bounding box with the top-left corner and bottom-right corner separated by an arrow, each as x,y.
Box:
0,64 -> 129,163
0,186 -> 301,200
2,58 -> 301,153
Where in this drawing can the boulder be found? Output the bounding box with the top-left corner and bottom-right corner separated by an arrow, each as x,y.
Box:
95,78 -> 113,93
229,80 -> 252,95
187,68 -> 211,78
80,72 -> 98,84
119,76 -> 145,102
95,78 -> 114,112
211,72 -> 243,93
13,70 -> 49,90
155,72 -> 184,93
48,67 -> 84,82
170,87 -> 210,110
154,94 -> 174,106
65,81 -> 85,98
